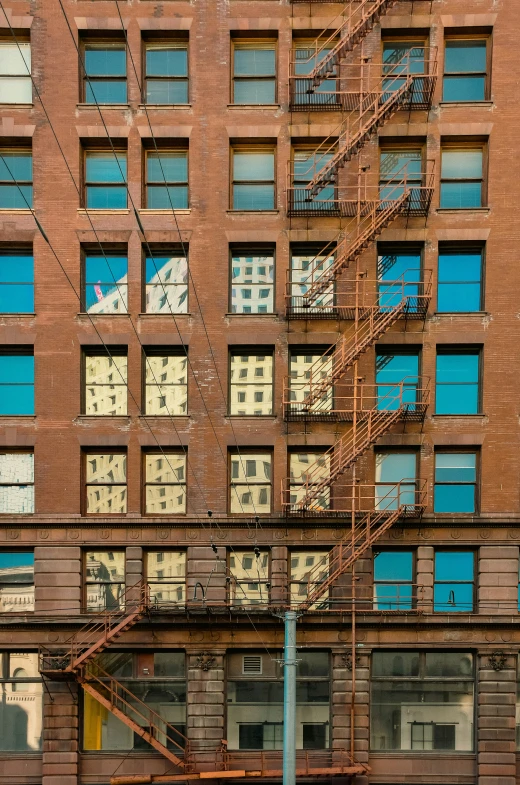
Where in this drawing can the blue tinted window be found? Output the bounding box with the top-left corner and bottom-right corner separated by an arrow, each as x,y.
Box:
0,253 -> 33,313
85,152 -> 127,210
438,249 -> 482,312
376,352 -> 419,411
0,352 -> 34,414
373,550 -> 413,611
434,551 -> 474,612
85,47 -> 127,104
375,452 -> 417,511
440,150 -> 483,209
435,352 -> 480,414
233,151 -> 275,210
0,151 -> 32,208
84,255 -> 128,314
443,40 -> 487,102
145,47 -> 188,104
377,250 -> 421,311
147,152 -> 188,209
234,48 -> 276,105
434,452 -> 477,513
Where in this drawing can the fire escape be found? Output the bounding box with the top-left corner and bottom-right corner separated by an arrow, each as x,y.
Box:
282,0 -> 437,580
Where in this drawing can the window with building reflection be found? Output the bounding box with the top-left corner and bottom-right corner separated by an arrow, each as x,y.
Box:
229,352 -> 273,415
289,352 -> 332,415
145,253 -> 188,314
83,651 -> 186,751
227,651 -> 330,750
144,351 -> 188,415
290,246 -> 335,313
146,551 -> 186,606
370,651 -> 474,751
0,652 -> 42,751
0,551 -> 34,612
84,453 -> 127,515
290,550 -> 329,609
375,452 -> 417,511
229,452 -> 272,514
0,451 -> 34,514
289,452 -> 330,511
85,550 -> 125,612
84,351 -> 127,416
230,249 -> 274,314
144,453 -> 187,515
83,253 -> 128,314
229,549 -> 270,606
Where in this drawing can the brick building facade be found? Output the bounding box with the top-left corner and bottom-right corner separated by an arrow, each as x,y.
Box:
0,0 -> 519,785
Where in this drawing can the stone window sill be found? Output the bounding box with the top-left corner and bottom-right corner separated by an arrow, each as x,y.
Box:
227,104 -> 281,110
78,208 -> 130,215
227,209 -> 279,215
77,103 -> 130,110
138,104 -> 192,110
138,208 -> 191,215
439,101 -> 493,107
437,208 -> 490,214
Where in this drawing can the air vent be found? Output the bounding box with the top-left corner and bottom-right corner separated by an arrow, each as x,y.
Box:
242,655 -> 262,675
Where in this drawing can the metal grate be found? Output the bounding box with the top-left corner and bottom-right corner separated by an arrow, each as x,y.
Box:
242,655 -> 262,675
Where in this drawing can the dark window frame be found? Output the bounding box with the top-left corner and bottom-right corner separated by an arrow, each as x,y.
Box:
80,244 -> 128,314
83,547 -> 126,610
0,449 -> 34,515
228,347 -> 275,417
142,245 -> 189,315
372,548 -> 416,611
440,141 -> 488,210
433,448 -> 479,515
145,550 -> 186,605
0,549 -> 34,612
228,547 -> 271,606
80,38 -> 127,105
0,246 -> 34,314
230,144 -> 276,212
0,345 -> 34,416
142,346 -> 188,417
82,143 -> 128,210
0,145 -> 33,209
229,244 -> 275,315
141,450 -> 188,516
82,449 -> 128,517
435,346 -> 482,415
82,346 -> 128,417
142,37 -> 189,106
228,447 -> 273,515
436,243 -> 485,314
433,549 -> 476,613
144,146 -> 189,210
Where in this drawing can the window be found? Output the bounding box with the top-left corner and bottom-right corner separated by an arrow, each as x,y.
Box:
0,452 -> 34,514
0,250 -> 33,313
440,147 -> 484,209
144,351 -> 188,416
230,248 -> 274,314
83,252 -> 128,314
144,453 -> 187,515
0,551 -> 34,611
0,348 -> 34,415
375,451 -> 417,511
0,149 -> 32,208
289,452 -> 330,511
84,453 -> 127,515
229,451 -> 272,514
376,350 -> 420,411
290,246 -> 335,313
145,150 -> 188,209
289,351 -> 332,414
83,42 -> 127,104
292,148 -> 336,213
434,551 -> 475,612
232,148 -> 275,210
371,651 -> 474,751
84,149 -> 127,209
229,549 -> 270,605
437,246 -> 483,313
0,41 -> 31,103
434,451 -> 477,514
292,41 -> 337,108
85,550 -> 125,611
382,41 -> 426,103
145,252 -> 188,314
84,350 -> 128,416
232,41 -> 276,104
443,38 -> 488,102
435,349 -> 480,414
379,147 -> 423,201
144,42 -> 188,104
229,351 -> 273,415
227,651 -> 330,750
290,550 -> 330,609
373,550 -> 413,611
83,651 -> 186,751
146,551 -> 186,604
0,652 -> 42,751
377,247 -> 422,312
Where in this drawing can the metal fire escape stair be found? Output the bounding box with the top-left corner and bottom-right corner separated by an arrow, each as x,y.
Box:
307,0 -> 399,88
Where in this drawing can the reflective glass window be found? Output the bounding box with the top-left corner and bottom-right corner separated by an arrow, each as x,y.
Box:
375,451 -> 417,510
146,151 -> 188,209
84,45 -> 127,104
84,254 -> 127,314
376,351 -> 420,411
435,351 -> 480,414
0,252 -> 33,313
292,149 -> 335,213
230,452 -> 272,514
232,149 -> 275,210
147,551 -> 186,604
0,652 -> 42,750
289,452 -> 330,512
144,454 -> 187,515
230,352 -> 273,415
377,249 -> 422,312
85,151 -> 127,210
230,250 -> 274,314
0,43 -> 31,104
434,452 -> 477,514
85,454 -> 127,515
289,352 -> 332,415
85,550 -> 125,610
229,549 -> 270,606
233,43 -> 276,105
144,353 -> 187,416
373,550 -> 413,610
0,150 -> 32,208
84,352 -> 127,416
293,42 -> 337,108
0,551 -> 34,612
434,551 -> 474,612
290,550 -> 330,610
443,39 -> 487,102
440,148 -> 483,209
145,45 -> 188,104
437,248 -> 483,312
0,350 -> 34,414
145,253 -> 188,314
